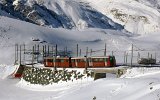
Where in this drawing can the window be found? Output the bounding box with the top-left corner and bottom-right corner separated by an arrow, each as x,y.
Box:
71,59 -> 75,62
47,59 -> 53,62
77,59 -> 85,62
60,59 -> 64,62
93,58 -> 98,62
104,58 -> 107,61
99,58 -> 104,62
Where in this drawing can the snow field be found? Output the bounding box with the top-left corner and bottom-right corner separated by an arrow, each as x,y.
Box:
0,0 -> 160,100
84,0 -> 160,35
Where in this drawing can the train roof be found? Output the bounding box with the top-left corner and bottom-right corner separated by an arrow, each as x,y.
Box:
72,56 -> 112,59
89,56 -> 111,58
71,57 -> 86,59
44,57 -> 69,59
44,56 -> 114,59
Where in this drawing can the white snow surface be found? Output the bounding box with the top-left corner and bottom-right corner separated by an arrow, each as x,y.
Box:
0,0 -> 160,100
1,65 -> 160,100
0,16 -> 160,64
84,0 -> 160,35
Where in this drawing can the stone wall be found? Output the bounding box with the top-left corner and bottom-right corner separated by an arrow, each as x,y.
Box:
22,67 -> 93,85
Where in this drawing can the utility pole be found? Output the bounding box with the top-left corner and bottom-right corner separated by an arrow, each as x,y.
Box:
52,46 -> 54,57
104,43 -> 106,56
48,45 -> 50,57
15,44 -> 17,64
85,47 -> 88,71
43,45 -> 44,60
131,44 -> 133,67
77,44 -> 79,57
37,44 -> 39,63
155,52 -> 157,60
34,44 -> 37,62
32,46 -> 34,67
124,51 -> 126,64
148,52 -> 150,59
64,47 -> 66,57
55,44 -> 57,57
17,44 -> 19,63
20,45 -> 22,65
23,44 -> 25,64
79,49 -> 81,57
126,53 -> 128,65
137,52 -> 140,62
65,46 -> 67,57
44,45 -> 46,57
90,49 -> 92,56
54,44 -> 57,71
112,51 -> 114,56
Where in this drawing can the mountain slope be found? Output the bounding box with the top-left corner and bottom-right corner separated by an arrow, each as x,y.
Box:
0,16 -> 130,64
84,0 -> 160,35
0,0 -> 123,30
1,0 -> 160,34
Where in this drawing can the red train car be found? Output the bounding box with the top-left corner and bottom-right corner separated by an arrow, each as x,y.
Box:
44,56 -> 116,68
88,56 -> 116,67
89,57 -> 107,67
44,57 -> 70,68
71,57 -> 86,68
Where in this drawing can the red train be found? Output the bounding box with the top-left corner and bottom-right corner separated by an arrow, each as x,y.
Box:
44,56 -> 116,68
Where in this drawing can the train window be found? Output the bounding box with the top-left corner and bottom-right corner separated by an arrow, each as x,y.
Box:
80,59 -> 85,62
56,59 -> 60,62
76,59 -> 85,62
71,59 -> 75,62
104,58 -> 108,62
49,59 -> 53,62
77,59 -> 80,62
99,58 -> 104,62
60,59 -> 64,62
52,59 -> 55,62
93,58 -> 98,62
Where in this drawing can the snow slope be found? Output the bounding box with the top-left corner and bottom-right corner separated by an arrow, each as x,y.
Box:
1,66 -> 160,100
0,0 -> 160,100
137,0 -> 160,12
85,0 -> 160,35
2,0 -> 160,34
0,15 -> 160,64
0,0 -> 123,30
0,16 -> 129,64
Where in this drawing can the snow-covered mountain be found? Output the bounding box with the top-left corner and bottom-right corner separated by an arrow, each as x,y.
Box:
1,0 -> 160,34
137,0 -> 160,12
0,16 -> 131,64
0,0 -> 123,30
85,0 -> 160,35
1,1 -> 160,100
0,0 -> 160,65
